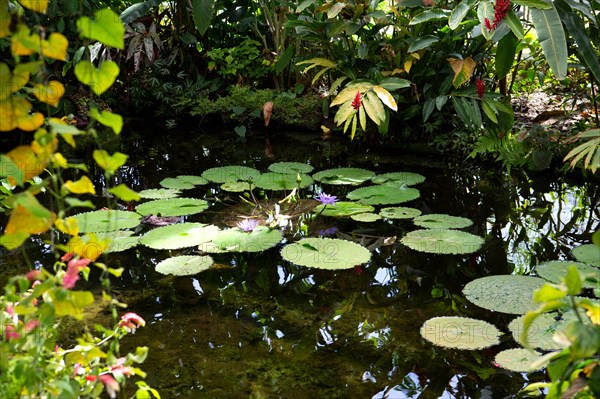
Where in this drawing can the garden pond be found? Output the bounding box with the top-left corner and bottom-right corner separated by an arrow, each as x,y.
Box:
3,126 -> 599,398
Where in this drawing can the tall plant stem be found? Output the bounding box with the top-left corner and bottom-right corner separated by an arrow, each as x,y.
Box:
590,76 -> 599,127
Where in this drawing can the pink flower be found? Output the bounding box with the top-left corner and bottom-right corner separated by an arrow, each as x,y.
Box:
109,357 -> 135,376
351,91 -> 361,110
119,312 -> 146,332
237,219 -> 259,233
26,270 -> 42,282
85,375 -> 98,382
61,253 -> 74,262
68,258 -> 91,268
25,319 -> 39,332
476,78 -> 485,99
62,257 -> 91,289
5,325 -> 19,341
99,374 -> 120,398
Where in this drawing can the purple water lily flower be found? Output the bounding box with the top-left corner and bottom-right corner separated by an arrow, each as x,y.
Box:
318,226 -> 338,237
315,192 -> 338,206
237,218 -> 259,232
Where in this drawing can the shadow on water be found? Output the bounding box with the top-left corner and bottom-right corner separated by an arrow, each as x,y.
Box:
2,124 -> 598,398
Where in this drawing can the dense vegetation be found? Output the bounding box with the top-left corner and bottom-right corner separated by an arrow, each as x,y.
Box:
0,0 -> 598,398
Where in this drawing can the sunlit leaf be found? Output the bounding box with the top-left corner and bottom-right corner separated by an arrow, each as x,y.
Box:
373,86 -> 398,111
0,97 -> 44,132
41,33 -> 68,61
420,316 -> 501,350
109,184 -> 141,202
31,81 -> 65,107
55,217 -> 79,236
5,204 -> 55,235
16,0 -> 48,13
156,255 -> 214,276
93,150 -> 128,175
89,108 -> 123,134
74,61 -> 119,96
77,8 -> 124,49
448,57 -> 476,88
60,234 -> 110,261
6,144 -> 47,184
281,237 -> 371,269
63,176 -> 96,195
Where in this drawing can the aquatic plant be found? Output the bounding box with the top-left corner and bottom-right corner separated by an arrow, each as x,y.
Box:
139,188 -> 182,199
254,173 -> 313,190
315,192 -> 338,206
159,177 -> 195,190
268,162 -> 314,175
203,226 -> 283,253
401,229 -> 484,254
494,348 -> 544,373
201,165 -> 261,183
535,260 -> 598,288
379,207 -> 422,220
372,172 -> 426,186
136,198 -> 209,217
313,201 -> 374,217
572,244 -> 600,267
508,313 -> 568,351
347,185 -> 420,205
412,214 -> 474,229
140,223 -> 220,250
462,275 -> 546,314
155,255 -> 214,276
312,168 -> 375,185
281,238 -> 371,269
237,219 -> 259,233
70,210 -> 140,233
419,316 -> 501,350
351,213 -> 382,222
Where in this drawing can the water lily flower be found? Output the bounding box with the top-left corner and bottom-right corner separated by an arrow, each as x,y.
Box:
351,91 -> 361,110
119,312 -> 146,332
315,192 -> 338,206
237,218 -> 259,232
318,227 -> 338,237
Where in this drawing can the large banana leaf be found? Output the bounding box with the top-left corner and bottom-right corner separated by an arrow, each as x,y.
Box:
530,3 -> 568,80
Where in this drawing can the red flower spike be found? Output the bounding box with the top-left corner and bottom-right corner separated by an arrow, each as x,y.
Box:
476,78 -> 485,99
486,0 -> 510,30
484,18 -> 493,30
351,91 -> 361,110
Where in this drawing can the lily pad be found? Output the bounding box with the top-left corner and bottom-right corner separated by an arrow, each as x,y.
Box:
313,201 -> 375,217
312,168 -> 375,185
572,244 -> 599,267
535,260 -> 598,288
463,275 -> 546,314
401,229 -> 484,254
253,172 -> 313,190
140,223 -> 220,250
281,237 -> 371,269
419,316 -> 501,350
508,313 -> 567,350
139,188 -> 182,199
268,162 -> 314,175
347,185 -> 420,205
95,231 -> 140,253
202,226 -> 283,253
177,175 -> 208,185
413,214 -> 473,229
494,348 -> 544,372
351,213 -> 382,222
71,210 -> 140,233
136,198 -> 209,217
221,181 -> 250,192
379,206 -> 422,220
155,255 -> 214,276
201,165 -> 261,183
372,172 -> 426,186
160,177 -> 195,190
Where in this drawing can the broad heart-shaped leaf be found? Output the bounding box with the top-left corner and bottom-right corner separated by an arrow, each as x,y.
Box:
347,185 -> 420,205
74,61 -> 120,96
420,316 -> 501,350
136,198 -> 209,217
201,165 -> 261,183
156,255 -> 214,276
16,0 -> 48,13
63,176 -> 96,195
268,162 -> 314,174
93,150 -> 128,175
254,172 -> 313,190
201,226 -> 283,253
313,201 -> 374,217
494,349 -> 545,372
6,144 -> 46,183
413,214 -> 473,229
90,108 -> 123,134
61,233 -> 110,261
463,275 -> 547,314
31,81 -> 65,107
95,230 -> 140,253
108,184 -> 141,202
508,313 -> 568,350
401,229 -> 484,254
535,260 -> 598,288
41,33 -> 68,61
379,206 -> 422,220
312,168 -> 375,185
71,210 -> 140,233
372,172 -> 425,186
139,188 -> 181,199
0,97 -> 44,131
140,223 -> 220,250
448,57 -> 476,88
192,0 -> 216,36
281,237 -> 371,269
530,4 -> 568,80
5,203 -> 54,236
572,244 -> 600,267
77,8 -> 124,49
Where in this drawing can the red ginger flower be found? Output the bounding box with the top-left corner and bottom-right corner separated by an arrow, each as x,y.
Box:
486,0 -> 510,30
476,78 -> 485,98
351,91 -> 361,110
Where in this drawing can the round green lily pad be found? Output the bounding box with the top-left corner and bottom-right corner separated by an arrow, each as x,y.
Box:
508,313 -> 567,350
140,223 -> 220,250
372,172 -> 425,186
351,213 -> 382,222
413,214 -> 473,229
347,185 -> 420,205
177,175 -> 208,185
268,162 -> 314,175
463,275 -> 546,314
160,177 -> 195,190
139,188 -> 182,199
535,260 -> 598,288
401,229 -> 484,254
155,255 -> 214,276
71,210 -> 140,233
313,201 -> 375,217
220,181 -> 250,192
312,168 -> 375,185
253,172 -> 313,190
281,237 -> 371,269
95,231 -> 140,253
420,316 -> 501,350
136,198 -> 209,217
201,166 -> 261,183
379,206 -> 422,220
572,244 -> 599,267
494,348 -> 544,372
202,226 -> 283,253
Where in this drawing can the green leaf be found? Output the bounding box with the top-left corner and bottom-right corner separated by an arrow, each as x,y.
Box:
512,0 -> 552,8
495,349 -> 545,372
373,86 -> 398,111
504,10 -> 525,39
268,162 -> 314,175
136,198 -> 208,217
449,1 -> 471,30
281,237 -> 371,269
93,150 -> 128,175
481,99 -> 498,124
141,223 -> 220,250
403,229 -> 484,255
313,201 -> 375,217
452,96 -> 482,128
530,3 -> 568,80
365,90 -> 386,125
120,0 -> 163,24
275,45 -> 294,74
379,77 -> 411,91
407,35 -> 439,53
89,108 -> 123,134
564,265 -> 583,295
109,184 -> 140,202
155,255 -> 214,276
312,168 -> 375,185
203,226 -> 282,253
420,316 -> 501,350
477,1 -> 494,40
495,32 -> 518,79
409,9 -> 449,25
77,8 -> 124,49
463,275 -> 546,314
74,61 -> 119,96
413,213 -> 473,229
192,0 -> 215,36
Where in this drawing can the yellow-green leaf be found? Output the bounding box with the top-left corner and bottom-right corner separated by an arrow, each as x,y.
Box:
5,204 -> 55,235
55,217 -> 79,236
48,118 -> 83,135
41,33 -> 68,61
77,8 -> 124,50
331,87 -> 361,107
109,184 -> 141,202
93,150 -> 128,175
17,0 -> 48,13
6,144 -> 47,184
63,176 -> 96,195
364,91 -> 385,125
60,234 -> 109,261
448,57 -> 476,88
358,103 -> 366,132
11,24 -> 40,56
74,61 -> 119,96
89,108 -> 123,134
373,86 -> 398,111
32,81 -> 65,107
0,97 -> 44,132
0,0 -> 10,38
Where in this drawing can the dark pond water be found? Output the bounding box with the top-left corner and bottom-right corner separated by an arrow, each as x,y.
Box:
2,124 -> 599,398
